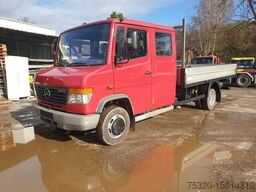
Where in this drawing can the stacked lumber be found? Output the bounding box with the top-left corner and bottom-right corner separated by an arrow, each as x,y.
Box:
0,123 -> 16,152
0,44 -> 7,96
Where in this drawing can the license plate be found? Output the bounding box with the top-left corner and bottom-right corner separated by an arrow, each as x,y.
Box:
40,110 -> 53,121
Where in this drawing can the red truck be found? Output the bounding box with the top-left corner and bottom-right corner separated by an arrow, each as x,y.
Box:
35,18 -> 236,145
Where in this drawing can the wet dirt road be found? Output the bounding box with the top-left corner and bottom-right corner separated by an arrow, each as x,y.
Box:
0,87 -> 256,192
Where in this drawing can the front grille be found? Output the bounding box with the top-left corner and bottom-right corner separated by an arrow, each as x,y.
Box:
36,85 -> 68,105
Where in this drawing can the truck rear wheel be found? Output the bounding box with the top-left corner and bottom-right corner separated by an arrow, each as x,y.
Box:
97,105 -> 130,146
236,74 -> 251,88
202,88 -> 217,111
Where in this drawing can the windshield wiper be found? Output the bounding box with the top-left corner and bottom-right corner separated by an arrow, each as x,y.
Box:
67,63 -> 90,67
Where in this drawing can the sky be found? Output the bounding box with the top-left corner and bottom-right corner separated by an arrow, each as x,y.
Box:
0,0 -> 200,33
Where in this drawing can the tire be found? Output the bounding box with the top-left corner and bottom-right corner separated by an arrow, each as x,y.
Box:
202,88 -> 217,111
97,105 -> 130,146
236,74 -> 251,88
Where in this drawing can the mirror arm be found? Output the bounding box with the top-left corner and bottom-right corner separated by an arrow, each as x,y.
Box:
115,57 -> 130,65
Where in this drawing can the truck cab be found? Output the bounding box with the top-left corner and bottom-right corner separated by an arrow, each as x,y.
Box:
35,19 -> 177,145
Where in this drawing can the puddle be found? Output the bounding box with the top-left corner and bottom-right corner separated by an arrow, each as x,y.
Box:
3,131 -> 251,192
0,88 -> 256,191
0,126 -> 255,192
0,130 -> 225,192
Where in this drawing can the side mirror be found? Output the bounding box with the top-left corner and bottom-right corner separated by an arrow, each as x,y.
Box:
115,42 -> 130,65
52,39 -> 58,58
51,39 -> 58,65
115,56 -> 129,65
115,26 -> 131,66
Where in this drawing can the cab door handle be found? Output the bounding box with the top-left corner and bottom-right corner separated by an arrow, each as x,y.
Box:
106,85 -> 113,90
144,71 -> 152,76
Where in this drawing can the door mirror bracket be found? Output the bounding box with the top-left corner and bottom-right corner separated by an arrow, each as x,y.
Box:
115,56 -> 130,65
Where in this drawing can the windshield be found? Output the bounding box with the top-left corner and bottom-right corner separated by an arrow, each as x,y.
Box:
191,57 -> 213,65
58,23 -> 110,66
232,59 -> 255,68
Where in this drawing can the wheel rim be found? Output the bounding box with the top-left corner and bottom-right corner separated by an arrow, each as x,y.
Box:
107,114 -> 126,139
208,89 -> 216,107
239,77 -> 249,85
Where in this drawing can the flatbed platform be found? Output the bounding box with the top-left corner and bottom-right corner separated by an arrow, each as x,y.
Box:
177,64 -> 237,88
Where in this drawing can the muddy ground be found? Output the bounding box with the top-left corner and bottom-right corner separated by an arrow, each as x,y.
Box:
0,87 -> 256,192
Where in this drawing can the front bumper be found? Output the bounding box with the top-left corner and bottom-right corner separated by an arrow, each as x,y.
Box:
35,104 -> 100,131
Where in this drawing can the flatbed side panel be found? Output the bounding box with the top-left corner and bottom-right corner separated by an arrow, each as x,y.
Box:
185,64 -> 237,85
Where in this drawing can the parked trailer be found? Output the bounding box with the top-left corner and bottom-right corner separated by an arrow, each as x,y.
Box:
35,18 -> 236,145
231,57 -> 256,87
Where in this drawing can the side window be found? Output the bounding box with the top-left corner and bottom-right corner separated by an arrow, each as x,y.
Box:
127,28 -> 147,59
116,27 -> 127,62
155,32 -> 172,56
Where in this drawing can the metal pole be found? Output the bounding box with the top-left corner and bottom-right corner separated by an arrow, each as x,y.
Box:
182,18 -> 186,68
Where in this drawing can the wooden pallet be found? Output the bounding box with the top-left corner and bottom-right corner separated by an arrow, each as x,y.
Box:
0,130 -> 12,139
0,130 -> 16,152
0,122 -> 10,128
1,143 -> 16,152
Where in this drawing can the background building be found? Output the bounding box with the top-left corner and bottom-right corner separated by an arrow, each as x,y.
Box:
0,17 -> 57,65
0,17 -> 57,96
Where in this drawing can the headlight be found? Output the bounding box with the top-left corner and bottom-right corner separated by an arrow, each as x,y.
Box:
68,88 -> 93,104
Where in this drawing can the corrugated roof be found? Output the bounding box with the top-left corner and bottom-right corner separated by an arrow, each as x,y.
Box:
0,17 -> 57,37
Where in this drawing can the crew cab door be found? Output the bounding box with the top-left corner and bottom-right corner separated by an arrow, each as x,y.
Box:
113,24 -> 152,115
151,30 -> 176,109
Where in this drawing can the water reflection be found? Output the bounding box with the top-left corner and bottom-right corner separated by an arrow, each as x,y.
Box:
0,130 -> 221,192
0,156 -> 47,192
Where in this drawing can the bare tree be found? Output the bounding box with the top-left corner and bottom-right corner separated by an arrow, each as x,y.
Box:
234,0 -> 256,21
247,0 -> 256,20
191,0 -> 233,55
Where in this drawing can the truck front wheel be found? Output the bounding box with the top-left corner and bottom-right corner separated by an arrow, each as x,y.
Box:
236,74 -> 251,88
97,105 -> 130,146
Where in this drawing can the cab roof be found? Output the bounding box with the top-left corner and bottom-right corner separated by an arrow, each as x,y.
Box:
109,18 -> 176,32
62,18 -> 176,34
